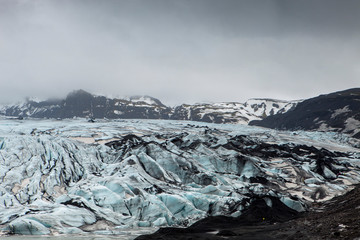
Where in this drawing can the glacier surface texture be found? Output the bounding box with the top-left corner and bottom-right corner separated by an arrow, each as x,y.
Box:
0,119 -> 359,236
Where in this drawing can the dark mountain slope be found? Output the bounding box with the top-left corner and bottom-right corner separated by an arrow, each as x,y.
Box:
1,89 -> 172,119
250,88 -> 360,138
0,90 -> 298,123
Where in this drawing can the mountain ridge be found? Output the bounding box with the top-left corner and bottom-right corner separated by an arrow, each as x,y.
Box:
2,88 -> 360,139
0,89 -> 299,124
250,88 -> 360,138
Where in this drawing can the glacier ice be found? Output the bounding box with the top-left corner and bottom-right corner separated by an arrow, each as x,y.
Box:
9,218 -> 51,235
0,119 -> 359,236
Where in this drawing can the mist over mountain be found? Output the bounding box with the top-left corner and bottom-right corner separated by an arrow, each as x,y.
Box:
0,89 -> 299,124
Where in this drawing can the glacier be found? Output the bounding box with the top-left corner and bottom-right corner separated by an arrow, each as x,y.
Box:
0,118 -> 359,237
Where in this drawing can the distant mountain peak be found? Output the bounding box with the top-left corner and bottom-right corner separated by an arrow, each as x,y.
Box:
66,89 -> 93,98
127,95 -> 166,107
0,89 -> 299,124
250,88 -> 360,138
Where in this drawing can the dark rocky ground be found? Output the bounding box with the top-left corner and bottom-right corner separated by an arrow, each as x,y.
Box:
137,185 -> 360,240
250,88 -> 360,139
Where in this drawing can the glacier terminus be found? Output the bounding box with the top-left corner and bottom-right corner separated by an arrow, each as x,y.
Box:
0,118 -> 359,237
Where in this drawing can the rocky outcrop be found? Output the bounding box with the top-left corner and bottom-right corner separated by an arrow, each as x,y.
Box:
137,185 -> 360,240
250,88 -> 360,138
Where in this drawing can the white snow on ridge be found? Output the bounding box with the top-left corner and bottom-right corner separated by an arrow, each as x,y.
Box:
119,96 -> 162,106
114,110 -> 123,115
0,94 -> 300,125
180,98 -> 300,124
331,106 -> 351,119
129,96 -> 158,105
244,98 -> 300,118
345,117 -> 360,135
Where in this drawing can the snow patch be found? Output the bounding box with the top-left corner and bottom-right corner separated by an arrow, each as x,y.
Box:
331,106 -> 351,119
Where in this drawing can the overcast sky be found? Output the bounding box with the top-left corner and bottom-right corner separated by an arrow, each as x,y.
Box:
0,0 -> 359,105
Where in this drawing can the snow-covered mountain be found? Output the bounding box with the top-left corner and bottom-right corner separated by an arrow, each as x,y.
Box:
2,89 -> 360,237
244,98 -> 299,118
0,90 -> 299,124
250,88 -> 360,139
0,90 -> 172,120
0,119 -> 359,236
171,99 -> 299,124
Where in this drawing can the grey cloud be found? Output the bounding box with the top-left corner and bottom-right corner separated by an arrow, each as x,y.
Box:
0,0 -> 359,105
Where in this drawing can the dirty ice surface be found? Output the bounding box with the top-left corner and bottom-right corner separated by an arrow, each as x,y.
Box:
0,118 -> 359,237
